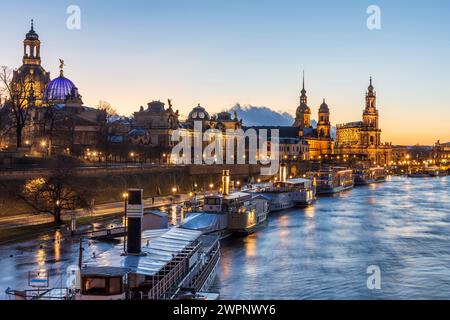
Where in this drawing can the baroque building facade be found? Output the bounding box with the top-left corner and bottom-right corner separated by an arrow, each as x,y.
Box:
1,21 -> 106,155
132,100 -> 180,148
292,74 -> 334,158
335,78 -> 392,165
11,20 -> 50,108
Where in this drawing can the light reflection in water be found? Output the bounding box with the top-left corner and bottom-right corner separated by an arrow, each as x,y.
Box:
214,176 -> 450,299
245,236 -> 256,258
54,230 -> 61,262
36,248 -> 45,267
0,176 -> 449,299
304,206 -> 315,219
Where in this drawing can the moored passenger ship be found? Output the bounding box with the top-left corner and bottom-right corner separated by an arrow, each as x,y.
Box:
6,189 -> 220,301
242,164 -> 316,212
316,167 -> 354,195
353,167 -> 387,186
79,228 -> 220,300
181,170 -> 269,237
249,178 -> 316,212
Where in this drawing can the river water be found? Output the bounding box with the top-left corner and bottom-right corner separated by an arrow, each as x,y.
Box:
1,176 -> 449,299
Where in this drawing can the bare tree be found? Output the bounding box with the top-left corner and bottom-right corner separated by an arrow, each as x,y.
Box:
97,100 -> 117,117
21,158 -> 94,225
0,66 -> 33,148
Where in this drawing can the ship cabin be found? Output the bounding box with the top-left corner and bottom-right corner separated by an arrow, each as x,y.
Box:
317,167 -> 353,185
273,178 -> 313,192
203,192 -> 253,213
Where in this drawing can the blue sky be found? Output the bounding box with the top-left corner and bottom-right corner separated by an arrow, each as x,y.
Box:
0,0 -> 449,144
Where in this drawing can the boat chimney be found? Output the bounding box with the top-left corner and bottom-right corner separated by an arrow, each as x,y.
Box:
222,170 -> 230,195
280,163 -> 288,182
126,189 -> 144,255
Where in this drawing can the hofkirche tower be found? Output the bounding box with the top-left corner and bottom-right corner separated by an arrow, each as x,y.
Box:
335,77 -> 392,165
362,77 -> 380,142
11,20 -> 50,107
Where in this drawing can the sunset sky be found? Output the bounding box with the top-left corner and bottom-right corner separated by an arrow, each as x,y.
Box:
0,0 -> 449,145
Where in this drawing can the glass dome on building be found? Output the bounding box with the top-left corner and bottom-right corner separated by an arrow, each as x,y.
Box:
43,74 -> 76,102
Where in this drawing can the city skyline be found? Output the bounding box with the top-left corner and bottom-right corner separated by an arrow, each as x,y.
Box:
1,0 -> 449,145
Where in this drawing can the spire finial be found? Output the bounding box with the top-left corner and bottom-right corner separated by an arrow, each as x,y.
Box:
302,70 -> 305,90
300,69 -> 306,96
31,19 -> 34,31
323,98 -> 325,103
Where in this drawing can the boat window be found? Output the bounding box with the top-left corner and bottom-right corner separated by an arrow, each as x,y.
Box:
83,277 -> 106,295
108,277 -> 122,295
82,276 -> 123,295
205,198 -> 221,205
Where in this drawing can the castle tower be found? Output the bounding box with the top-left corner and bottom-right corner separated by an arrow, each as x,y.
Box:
317,99 -> 331,138
293,71 -> 311,128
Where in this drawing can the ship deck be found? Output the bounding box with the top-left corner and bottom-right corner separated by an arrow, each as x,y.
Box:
83,228 -> 203,277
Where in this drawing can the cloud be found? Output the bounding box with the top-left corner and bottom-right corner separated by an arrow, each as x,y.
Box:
227,103 -> 295,127
226,103 -> 336,139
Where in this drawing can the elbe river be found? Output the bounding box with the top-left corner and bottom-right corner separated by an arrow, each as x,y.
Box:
1,176 -> 449,299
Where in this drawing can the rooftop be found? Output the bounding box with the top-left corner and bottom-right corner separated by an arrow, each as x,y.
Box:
83,228 -> 203,277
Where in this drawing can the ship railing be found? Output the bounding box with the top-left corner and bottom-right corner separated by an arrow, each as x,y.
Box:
189,246 -> 220,291
5,287 -> 75,300
140,241 -> 202,300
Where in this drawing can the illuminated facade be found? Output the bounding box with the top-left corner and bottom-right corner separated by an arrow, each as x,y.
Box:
335,78 -> 392,165
293,73 -> 334,158
11,20 -> 50,107
132,100 -> 180,148
1,21 -> 107,155
432,141 -> 450,164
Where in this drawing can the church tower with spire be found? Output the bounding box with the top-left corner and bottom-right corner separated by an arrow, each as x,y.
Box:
294,71 -> 311,128
335,76 -> 392,165
360,77 -> 382,148
363,76 -> 379,129
12,20 -> 50,107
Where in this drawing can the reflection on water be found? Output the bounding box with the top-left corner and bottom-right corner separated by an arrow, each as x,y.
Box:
0,176 -> 449,299
213,176 -> 450,299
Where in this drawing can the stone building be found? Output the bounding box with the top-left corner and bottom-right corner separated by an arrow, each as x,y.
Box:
132,100 -> 180,148
292,73 -> 334,158
335,77 -> 392,165
251,126 -> 309,161
2,21 -> 107,155
11,20 -> 50,107
432,141 -> 450,164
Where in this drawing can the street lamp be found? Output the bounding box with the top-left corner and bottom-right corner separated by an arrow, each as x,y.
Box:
40,140 -> 48,157
122,192 -> 128,253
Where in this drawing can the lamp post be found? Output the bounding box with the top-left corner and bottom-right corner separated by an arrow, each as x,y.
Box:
41,140 -> 47,158
122,192 -> 128,253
